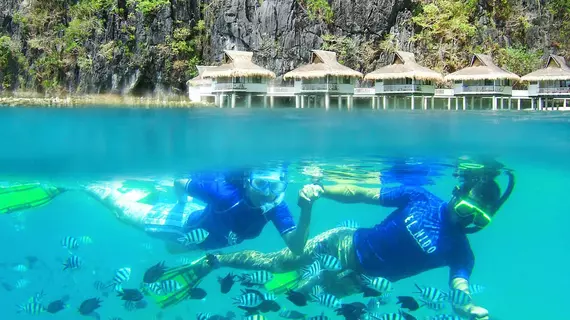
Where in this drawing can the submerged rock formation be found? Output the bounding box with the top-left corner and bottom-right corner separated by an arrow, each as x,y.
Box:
0,0 -> 566,95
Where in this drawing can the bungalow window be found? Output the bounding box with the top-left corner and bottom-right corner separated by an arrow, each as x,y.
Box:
560,80 -> 570,87
484,80 -> 494,86
405,78 -> 413,85
342,76 -> 351,84
251,76 -> 262,84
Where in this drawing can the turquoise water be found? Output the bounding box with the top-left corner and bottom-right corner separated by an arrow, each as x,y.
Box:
1,107 -> 569,319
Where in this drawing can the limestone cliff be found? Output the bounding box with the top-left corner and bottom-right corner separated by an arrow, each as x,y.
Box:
0,0 -> 566,95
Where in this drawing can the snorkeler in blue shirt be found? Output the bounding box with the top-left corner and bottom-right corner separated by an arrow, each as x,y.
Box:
79,167 -> 314,255
176,168 -> 514,320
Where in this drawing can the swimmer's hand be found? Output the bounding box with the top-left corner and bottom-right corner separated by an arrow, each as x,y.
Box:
298,184 -> 324,207
469,305 -> 489,320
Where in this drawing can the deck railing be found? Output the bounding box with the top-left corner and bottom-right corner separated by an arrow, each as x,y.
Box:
214,83 -> 247,91
380,84 -> 422,92
301,83 -> 339,91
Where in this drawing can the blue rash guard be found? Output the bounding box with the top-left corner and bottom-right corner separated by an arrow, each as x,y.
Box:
353,186 -> 475,282
182,177 -> 296,250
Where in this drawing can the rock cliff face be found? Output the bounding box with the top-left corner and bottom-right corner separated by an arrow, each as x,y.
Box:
0,0 -> 565,95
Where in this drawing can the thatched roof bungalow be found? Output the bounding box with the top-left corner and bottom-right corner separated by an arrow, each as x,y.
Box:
203,50 -> 275,94
283,50 -> 362,95
445,54 -> 519,96
187,66 -> 215,87
364,51 -> 443,95
521,54 -> 570,97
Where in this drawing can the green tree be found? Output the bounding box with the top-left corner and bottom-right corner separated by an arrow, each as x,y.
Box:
411,0 -> 478,73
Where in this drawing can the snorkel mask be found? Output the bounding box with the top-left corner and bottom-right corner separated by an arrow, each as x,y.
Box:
452,169 -> 515,234
248,170 -> 288,197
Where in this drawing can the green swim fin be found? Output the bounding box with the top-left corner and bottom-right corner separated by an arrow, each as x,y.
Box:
143,256 -> 210,309
0,183 -> 65,214
264,270 -> 302,295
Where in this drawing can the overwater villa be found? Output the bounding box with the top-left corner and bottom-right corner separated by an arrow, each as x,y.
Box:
363,51 -> 443,110
283,50 -> 363,109
186,66 -> 215,103
521,54 -> 570,110
444,54 -> 520,110
202,50 -> 275,108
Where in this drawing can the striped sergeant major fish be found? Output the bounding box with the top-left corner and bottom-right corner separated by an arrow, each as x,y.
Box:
232,292 -> 263,307
447,288 -> 472,307
302,260 -> 322,280
159,280 -> 182,294
468,283 -> 485,295
414,284 -> 447,302
314,253 -> 342,271
420,298 -> 446,310
17,302 -> 46,315
113,267 -> 131,284
238,270 -> 273,285
316,293 -> 342,309
177,228 -> 209,246
338,219 -> 359,229
63,255 -> 82,270
361,275 -> 393,293
61,236 -> 79,250
196,312 -> 211,320
368,312 -> 405,320
244,315 -> 268,320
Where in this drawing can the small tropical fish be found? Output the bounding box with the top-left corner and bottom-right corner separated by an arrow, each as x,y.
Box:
63,255 -> 82,270
263,292 -> 276,301
420,298 -> 446,310
317,293 -> 342,309
311,285 -> 324,297
46,296 -> 69,314
338,219 -> 359,229
17,302 -> 45,315
177,228 -> 209,246
113,267 -> 131,284
78,236 -> 93,244
117,288 -> 144,301
188,287 -> 207,300
218,273 -> 236,294
15,279 -> 29,289
30,290 -> 46,303
244,315 -> 268,320
314,253 -> 342,271
373,312 -> 405,320
78,297 -> 102,315
286,289 -> 308,307
143,261 -> 166,283
159,280 -> 182,294
279,309 -> 307,319
61,236 -> 79,250
362,275 -> 392,293
335,302 -> 368,319
468,283 -> 485,295
238,271 -> 273,285
396,295 -> 420,311
13,264 -> 28,272
448,288 -> 472,307
226,231 -> 239,246
302,260 -> 322,280
233,292 -> 263,307
414,284 -> 447,302
145,282 -> 164,295
196,312 -> 211,320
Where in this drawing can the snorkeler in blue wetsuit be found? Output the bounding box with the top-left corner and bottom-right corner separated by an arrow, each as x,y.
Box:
176,166 -> 514,320
78,167 -> 314,255
165,168 -> 313,254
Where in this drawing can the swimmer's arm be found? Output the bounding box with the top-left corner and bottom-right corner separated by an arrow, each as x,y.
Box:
281,201 -> 312,255
320,184 -> 380,205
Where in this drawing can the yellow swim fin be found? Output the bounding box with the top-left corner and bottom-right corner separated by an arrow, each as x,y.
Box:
0,183 -> 65,214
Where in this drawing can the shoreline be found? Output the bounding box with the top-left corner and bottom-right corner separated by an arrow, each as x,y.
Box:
0,94 -> 211,108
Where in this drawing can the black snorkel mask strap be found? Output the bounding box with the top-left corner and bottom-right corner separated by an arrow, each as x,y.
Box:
462,169 -> 516,234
